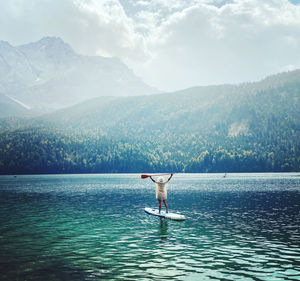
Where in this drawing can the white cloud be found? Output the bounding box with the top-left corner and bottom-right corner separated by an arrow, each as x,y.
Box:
71,0 -> 147,60
0,0 -> 300,91
0,0 -> 147,60
128,0 -> 300,90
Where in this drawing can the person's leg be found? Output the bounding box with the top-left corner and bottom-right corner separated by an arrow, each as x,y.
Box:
163,200 -> 168,213
158,199 -> 162,213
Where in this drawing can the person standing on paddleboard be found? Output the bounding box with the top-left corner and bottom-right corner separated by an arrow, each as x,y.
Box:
150,174 -> 173,214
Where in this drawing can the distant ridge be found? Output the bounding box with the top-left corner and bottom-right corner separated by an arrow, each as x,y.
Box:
38,68 -> 300,131
0,69 -> 299,174
0,37 -> 158,115
0,93 -> 29,118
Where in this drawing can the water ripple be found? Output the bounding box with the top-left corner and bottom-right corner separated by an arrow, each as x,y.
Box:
0,173 -> 299,280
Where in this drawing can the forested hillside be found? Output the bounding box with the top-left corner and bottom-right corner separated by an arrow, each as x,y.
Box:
0,70 -> 299,174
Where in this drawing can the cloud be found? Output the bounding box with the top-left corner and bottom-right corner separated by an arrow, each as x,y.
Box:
0,0 -> 147,60
128,0 -> 300,90
70,0 -> 146,59
0,0 -> 300,91
0,0 -> 80,46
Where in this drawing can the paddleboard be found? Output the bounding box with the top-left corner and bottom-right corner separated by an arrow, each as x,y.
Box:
144,207 -> 186,221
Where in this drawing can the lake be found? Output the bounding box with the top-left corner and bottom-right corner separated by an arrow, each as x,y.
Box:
0,173 -> 299,280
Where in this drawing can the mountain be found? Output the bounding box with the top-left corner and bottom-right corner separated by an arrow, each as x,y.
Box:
0,37 -> 158,113
38,69 -> 300,135
0,93 -> 31,118
0,69 -> 299,174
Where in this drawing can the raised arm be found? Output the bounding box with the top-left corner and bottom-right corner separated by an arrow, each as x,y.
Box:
167,173 -> 173,182
150,176 -> 156,183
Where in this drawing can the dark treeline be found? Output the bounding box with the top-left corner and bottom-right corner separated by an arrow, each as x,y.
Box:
0,126 -> 298,174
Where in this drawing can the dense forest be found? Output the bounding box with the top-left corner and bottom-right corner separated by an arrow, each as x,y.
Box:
0,70 -> 299,174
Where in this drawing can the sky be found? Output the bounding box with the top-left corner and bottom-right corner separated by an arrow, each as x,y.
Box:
1,0 -> 300,91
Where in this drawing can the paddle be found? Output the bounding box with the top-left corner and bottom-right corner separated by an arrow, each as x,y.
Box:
141,173 -> 173,179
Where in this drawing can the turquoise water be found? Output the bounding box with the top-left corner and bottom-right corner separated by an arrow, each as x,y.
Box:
0,173 -> 299,280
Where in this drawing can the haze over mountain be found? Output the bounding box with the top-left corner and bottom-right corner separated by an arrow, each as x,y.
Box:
0,69 -> 299,174
40,69 -> 300,132
0,37 -> 157,114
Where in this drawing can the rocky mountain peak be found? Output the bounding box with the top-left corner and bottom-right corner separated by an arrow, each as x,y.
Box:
0,37 -> 158,112
17,36 -> 76,62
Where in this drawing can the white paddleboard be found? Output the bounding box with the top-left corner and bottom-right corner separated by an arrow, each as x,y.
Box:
144,207 -> 186,221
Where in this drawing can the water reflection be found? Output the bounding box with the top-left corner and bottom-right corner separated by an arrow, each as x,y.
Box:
158,219 -> 168,241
